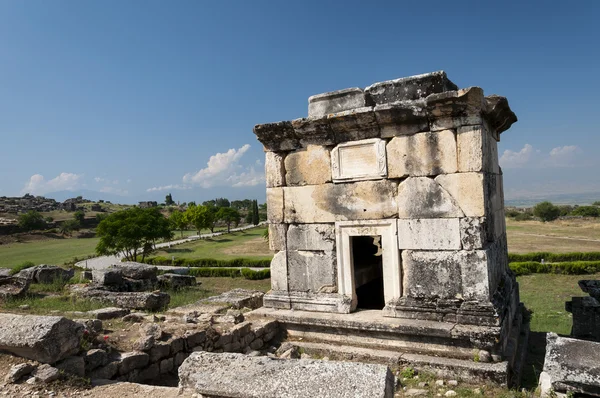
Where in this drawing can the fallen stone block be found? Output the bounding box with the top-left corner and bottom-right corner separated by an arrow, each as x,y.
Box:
84,349 -> 108,371
32,364 -> 61,383
114,262 -> 158,280
158,273 -> 197,289
77,288 -> 170,311
30,264 -> 74,284
0,314 -> 83,364
540,333 -> 600,397
179,352 -> 395,398
202,289 -> 264,310
92,269 -> 123,286
56,355 -> 85,377
0,275 -> 30,299
5,362 -> 35,383
88,307 -> 130,320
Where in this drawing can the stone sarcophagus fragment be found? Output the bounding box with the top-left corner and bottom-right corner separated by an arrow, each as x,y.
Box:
253,71 -> 526,385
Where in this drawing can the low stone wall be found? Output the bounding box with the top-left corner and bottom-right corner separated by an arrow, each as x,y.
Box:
83,317 -> 279,383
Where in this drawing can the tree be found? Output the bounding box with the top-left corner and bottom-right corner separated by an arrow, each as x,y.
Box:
18,211 -> 46,231
216,207 -> 240,233
170,209 -> 189,238
215,198 -> 230,208
96,207 -> 173,262
252,200 -> 259,225
533,201 -> 560,222
593,201 -> 600,207
59,219 -> 80,236
571,206 -> 600,217
165,193 -> 174,206
74,210 -> 85,225
185,205 -> 214,234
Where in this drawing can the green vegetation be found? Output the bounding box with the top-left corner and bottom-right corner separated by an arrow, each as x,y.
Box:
1,295 -> 107,314
517,273 -> 600,334
152,227 -> 271,261
0,238 -> 99,269
571,205 -> 600,217
215,207 -> 241,233
181,267 -> 270,279
533,201 -> 560,222
509,251 -> 600,263
144,256 -> 271,267
510,261 -> 600,276
18,210 -> 46,231
96,207 -> 173,261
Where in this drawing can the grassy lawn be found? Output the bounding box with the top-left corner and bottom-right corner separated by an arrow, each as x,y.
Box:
517,272 -> 599,335
153,227 -> 271,261
167,277 -> 271,308
506,217 -> 600,253
0,237 -> 99,269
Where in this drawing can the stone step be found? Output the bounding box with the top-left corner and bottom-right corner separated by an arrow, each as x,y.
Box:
289,340 -> 509,384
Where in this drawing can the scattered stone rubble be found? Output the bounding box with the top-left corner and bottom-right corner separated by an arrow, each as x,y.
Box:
566,279 -> 600,341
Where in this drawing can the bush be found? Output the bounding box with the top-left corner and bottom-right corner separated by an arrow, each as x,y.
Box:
508,252 -> 600,263
514,213 -> 533,221
186,267 -> 270,280
571,206 -> 600,217
533,201 -> 560,222
510,260 -> 600,276
505,209 -> 520,218
141,256 -> 272,268
10,261 -> 35,275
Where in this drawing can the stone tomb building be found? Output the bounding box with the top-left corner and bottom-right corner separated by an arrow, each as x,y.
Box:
253,71 -> 526,384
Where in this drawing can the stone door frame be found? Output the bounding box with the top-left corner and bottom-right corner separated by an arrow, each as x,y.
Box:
335,220 -> 401,312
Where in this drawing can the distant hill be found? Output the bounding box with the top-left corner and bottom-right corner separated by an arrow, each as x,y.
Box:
505,192 -> 600,208
44,190 -> 136,205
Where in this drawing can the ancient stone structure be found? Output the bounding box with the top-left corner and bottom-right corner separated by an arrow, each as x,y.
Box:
566,280 -> 600,341
253,71 -> 526,384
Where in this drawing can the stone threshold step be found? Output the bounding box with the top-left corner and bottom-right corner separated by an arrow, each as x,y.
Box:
289,340 -> 509,385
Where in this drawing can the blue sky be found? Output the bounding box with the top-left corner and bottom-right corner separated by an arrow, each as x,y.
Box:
1,1 -> 599,204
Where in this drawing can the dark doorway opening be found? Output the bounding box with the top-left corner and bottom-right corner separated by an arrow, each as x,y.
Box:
351,235 -> 384,310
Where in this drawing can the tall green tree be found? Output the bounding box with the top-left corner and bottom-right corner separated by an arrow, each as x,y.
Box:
73,210 -> 85,225
169,209 -> 188,238
96,207 -> 173,262
533,201 -> 561,222
216,207 -> 240,233
185,205 -> 214,234
165,193 -> 174,206
252,200 -> 259,225
18,210 -> 46,231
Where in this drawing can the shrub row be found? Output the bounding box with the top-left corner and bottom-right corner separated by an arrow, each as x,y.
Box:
508,252 -> 600,263
510,261 -> 600,276
182,267 -> 270,280
142,256 -> 272,268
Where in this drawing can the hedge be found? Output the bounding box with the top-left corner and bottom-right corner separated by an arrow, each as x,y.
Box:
510,261 -> 600,276
184,267 -> 271,280
508,252 -> 600,263
138,256 -> 272,268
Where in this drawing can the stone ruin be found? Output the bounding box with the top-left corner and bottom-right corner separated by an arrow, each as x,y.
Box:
253,71 -> 528,385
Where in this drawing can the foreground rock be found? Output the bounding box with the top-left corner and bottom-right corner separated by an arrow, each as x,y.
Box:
15,264 -> 74,284
178,352 -> 395,398
202,289 -> 264,309
158,273 -> 197,289
540,333 -> 600,397
0,275 -> 30,299
0,314 -> 83,364
73,288 -> 170,311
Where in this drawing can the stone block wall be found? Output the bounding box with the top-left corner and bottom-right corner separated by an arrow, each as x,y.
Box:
254,71 -> 518,327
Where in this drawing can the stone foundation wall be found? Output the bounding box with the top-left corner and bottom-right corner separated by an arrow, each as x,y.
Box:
255,71 -> 518,326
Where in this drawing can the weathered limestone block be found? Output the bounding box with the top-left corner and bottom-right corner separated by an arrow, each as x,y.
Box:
268,224 -> 287,251
266,188 -> 284,223
284,145 -> 331,186
331,138 -> 387,182
374,99 -> 428,137
0,314 -> 83,364
283,180 -> 398,223
113,262 -> 157,280
292,116 -> 336,146
253,121 -> 299,152
270,251 -> 288,292
386,130 -> 457,178
56,355 -> 85,377
118,351 -> 150,375
540,334 -> 600,397
435,173 -> 486,217
0,275 -> 30,299
288,250 -> 336,293
308,88 -> 366,117
365,71 -> 457,104
402,250 -> 490,301
397,177 -> 464,219
566,296 -> 600,341
92,269 -> 123,286
203,289 -> 264,309
179,352 -> 395,398
327,107 -> 380,142
265,151 -> 286,188
460,217 -> 486,250
157,273 -> 197,289
397,219 -> 461,250
426,87 -> 485,131
287,224 -> 335,251
457,125 -> 498,173
484,95 -> 518,135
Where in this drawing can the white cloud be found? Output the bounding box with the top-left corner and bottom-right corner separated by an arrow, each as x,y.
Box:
182,144 -> 257,188
94,177 -> 119,185
99,186 -> 129,196
499,144 -> 534,168
146,184 -> 191,192
500,144 -> 582,169
21,172 -> 84,195
227,166 -> 266,187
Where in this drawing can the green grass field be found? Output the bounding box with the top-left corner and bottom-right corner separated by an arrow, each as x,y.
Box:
153,227 -> 270,261
0,237 -> 100,269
